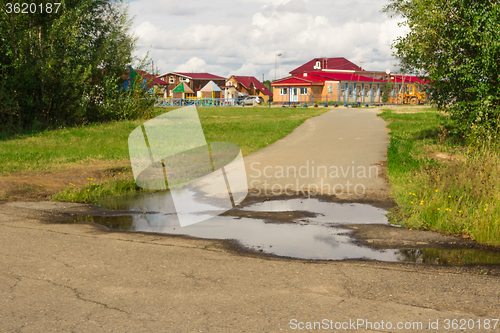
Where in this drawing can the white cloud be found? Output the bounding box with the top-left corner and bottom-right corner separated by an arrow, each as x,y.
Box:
128,0 -> 409,76
174,57 -> 207,72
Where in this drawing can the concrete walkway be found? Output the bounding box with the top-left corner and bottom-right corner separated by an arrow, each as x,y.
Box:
244,108 -> 390,201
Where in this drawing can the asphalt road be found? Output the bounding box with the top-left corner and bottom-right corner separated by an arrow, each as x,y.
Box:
1,108 -> 499,332
244,108 -> 390,202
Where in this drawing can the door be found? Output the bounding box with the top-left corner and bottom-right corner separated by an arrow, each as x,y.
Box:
291,88 -> 298,102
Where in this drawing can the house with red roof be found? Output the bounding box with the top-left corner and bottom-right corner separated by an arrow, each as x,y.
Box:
290,57 -> 363,74
289,57 -> 391,81
157,72 -> 226,98
224,76 -> 272,102
272,71 -> 388,105
273,57 -> 429,105
121,68 -> 168,97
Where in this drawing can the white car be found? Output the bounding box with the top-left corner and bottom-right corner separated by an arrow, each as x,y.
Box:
243,96 -> 264,105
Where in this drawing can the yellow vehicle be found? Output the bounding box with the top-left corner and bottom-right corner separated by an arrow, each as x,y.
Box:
389,83 -> 427,105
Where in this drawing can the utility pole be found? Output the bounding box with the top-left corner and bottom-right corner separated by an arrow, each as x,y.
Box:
275,53 -> 282,80
279,54 -> 282,79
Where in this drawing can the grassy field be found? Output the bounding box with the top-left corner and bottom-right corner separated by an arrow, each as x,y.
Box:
0,105 -> 329,201
380,108 -> 500,246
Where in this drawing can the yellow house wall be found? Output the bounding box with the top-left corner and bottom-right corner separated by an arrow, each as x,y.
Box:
228,77 -> 270,101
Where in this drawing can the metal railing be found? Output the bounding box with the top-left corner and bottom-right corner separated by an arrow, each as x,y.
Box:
155,97 -> 239,107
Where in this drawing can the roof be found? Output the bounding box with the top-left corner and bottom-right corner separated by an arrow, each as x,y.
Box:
312,72 -> 387,83
391,75 -> 428,84
271,72 -> 387,86
200,80 -> 223,92
121,68 -> 168,89
172,82 -> 194,93
271,75 -> 325,86
289,57 -> 362,74
160,72 -> 226,81
229,76 -> 271,96
142,74 -> 168,88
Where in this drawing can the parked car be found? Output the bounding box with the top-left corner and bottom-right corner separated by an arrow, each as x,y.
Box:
236,96 -> 246,105
243,96 -> 264,106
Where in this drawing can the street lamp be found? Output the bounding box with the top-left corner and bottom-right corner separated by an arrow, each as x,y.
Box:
275,53 -> 282,80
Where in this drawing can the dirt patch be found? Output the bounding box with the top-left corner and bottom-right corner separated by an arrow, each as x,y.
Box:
345,224 -> 479,250
424,151 -> 467,162
0,160 -> 130,202
220,209 -> 316,223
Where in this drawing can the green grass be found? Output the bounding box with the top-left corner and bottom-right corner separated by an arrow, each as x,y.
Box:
1,106 -> 329,202
380,108 -> 500,246
52,173 -> 143,203
0,106 -> 328,175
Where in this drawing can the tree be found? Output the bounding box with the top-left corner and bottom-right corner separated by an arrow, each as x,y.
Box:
0,0 -> 146,133
383,0 -> 500,139
382,80 -> 394,104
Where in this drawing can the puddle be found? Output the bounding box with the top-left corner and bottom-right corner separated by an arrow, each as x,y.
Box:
62,193 -> 500,265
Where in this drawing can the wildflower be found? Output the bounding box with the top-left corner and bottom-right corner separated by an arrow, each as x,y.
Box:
435,190 -> 438,192
437,208 -> 440,210
409,180 -> 412,183
448,195 -> 451,198
411,201 -> 414,204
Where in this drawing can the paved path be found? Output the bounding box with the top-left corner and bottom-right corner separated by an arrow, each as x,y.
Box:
244,108 -> 390,201
1,109 -> 499,332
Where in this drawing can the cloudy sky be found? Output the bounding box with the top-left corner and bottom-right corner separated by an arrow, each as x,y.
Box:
127,0 -> 407,79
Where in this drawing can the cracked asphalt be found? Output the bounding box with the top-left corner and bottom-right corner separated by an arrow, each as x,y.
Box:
1,202 -> 500,332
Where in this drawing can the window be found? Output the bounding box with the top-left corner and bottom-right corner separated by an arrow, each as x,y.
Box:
300,87 -> 308,95
179,77 -> 185,82
169,76 -> 174,83
280,88 -> 288,95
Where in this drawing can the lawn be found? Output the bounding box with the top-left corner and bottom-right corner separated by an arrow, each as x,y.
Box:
380,108 -> 500,246
0,106 -> 329,175
0,105 -> 330,201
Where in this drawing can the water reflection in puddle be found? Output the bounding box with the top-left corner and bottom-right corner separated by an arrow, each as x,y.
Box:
63,193 -> 500,265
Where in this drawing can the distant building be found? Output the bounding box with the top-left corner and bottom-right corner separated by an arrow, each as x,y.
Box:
121,68 -> 168,97
289,57 -> 391,81
289,57 -> 363,74
272,57 -> 429,105
225,76 -> 272,102
272,71 -> 387,105
157,72 -> 226,98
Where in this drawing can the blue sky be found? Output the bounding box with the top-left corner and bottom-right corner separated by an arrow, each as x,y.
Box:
127,0 -> 407,79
